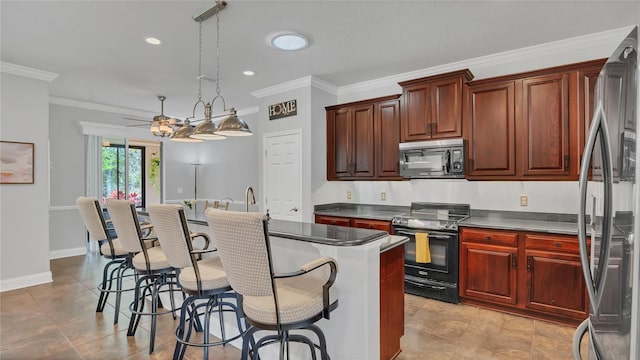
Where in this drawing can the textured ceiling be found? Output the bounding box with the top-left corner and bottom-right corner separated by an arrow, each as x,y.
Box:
2,1 -> 639,121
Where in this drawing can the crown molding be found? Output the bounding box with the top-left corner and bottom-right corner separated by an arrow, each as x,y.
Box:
251,75 -> 338,99
0,62 -> 58,82
50,96 -> 157,118
338,25 -> 634,97
236,106 -> 259,116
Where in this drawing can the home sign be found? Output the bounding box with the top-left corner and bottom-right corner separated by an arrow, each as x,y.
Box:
269,99 -> 297,120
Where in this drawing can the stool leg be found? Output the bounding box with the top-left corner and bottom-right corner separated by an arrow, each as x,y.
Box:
307,324 -> 329,360
241,326 -> 258,360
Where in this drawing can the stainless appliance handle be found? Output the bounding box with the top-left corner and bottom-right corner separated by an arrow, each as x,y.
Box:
572,318 -> 589,360
394,230 -> 452,239
404,279 -> 446,290
577,101 -> 613,311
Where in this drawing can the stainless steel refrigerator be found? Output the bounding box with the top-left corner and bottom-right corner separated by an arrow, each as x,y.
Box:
574,26 -> 639,360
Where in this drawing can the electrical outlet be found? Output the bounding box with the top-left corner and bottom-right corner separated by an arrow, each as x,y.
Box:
381,192 -> 386,201
347,191 -> 352,200
520,195 -> 528,207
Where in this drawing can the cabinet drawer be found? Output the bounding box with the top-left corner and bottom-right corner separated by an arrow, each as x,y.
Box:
314,215 -> 351,227
460,228 -> 518,247
525,233 -> 580,254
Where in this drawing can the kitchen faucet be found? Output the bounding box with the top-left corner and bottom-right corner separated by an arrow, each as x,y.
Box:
245,186 -> 256,212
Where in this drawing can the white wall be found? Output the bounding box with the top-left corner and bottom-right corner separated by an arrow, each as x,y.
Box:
255,79 -> 337,222
0,70 -> 53,290
312,26 -> 639,215
162,112 -> 260,207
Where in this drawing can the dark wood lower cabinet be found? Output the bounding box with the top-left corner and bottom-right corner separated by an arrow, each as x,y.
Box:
380,245 -> 404,360
459,228 -> 589,326
314,214 -> 393,234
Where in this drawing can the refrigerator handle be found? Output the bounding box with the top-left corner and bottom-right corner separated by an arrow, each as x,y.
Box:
573,318 -> 589,360
578,101 -> 612,311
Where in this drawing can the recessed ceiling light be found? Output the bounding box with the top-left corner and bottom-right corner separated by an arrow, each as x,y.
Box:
243,70 -> 255,76
145,37 -> 162,45
271,33 -> 308,51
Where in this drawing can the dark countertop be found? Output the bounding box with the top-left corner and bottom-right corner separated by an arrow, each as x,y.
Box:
314,203 -> 409,221
140,209 -> 389,247
380,235 -> 409,253
266,219 -> 388,246
459,210 -> 580,235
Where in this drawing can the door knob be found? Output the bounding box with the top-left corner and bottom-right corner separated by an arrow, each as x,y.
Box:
290,207 -> 299,212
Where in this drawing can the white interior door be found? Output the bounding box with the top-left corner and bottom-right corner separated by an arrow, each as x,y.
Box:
263,130 -> 302,221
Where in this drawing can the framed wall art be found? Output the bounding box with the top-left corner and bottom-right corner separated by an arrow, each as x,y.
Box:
0,141 -> 34,184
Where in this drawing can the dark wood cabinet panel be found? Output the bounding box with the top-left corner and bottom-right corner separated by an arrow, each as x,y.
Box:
351,218 -> 394,234
399,69 -> 473,142
327,108 -> 352,179
460,241 -> 518,305
402,85 -> 431,141
326,95 -> 401,180
430,75 -> 465,139
520,73 -> 571,177
576,60 -> 606,177
525,250 -> 587,319
352,105 -> 375,177
465,81 -> 517,177
380,245 -> 404,360
314,215 -> 351,227
375,99 -> 401,178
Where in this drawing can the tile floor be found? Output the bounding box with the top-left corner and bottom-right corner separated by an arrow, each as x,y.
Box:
0,253 -> 586,359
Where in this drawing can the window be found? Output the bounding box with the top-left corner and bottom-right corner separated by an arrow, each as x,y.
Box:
102,144 -> 145,207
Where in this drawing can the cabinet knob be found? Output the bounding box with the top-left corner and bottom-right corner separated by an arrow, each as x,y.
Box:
554,242 -> 562,248
485,236 -> 492,241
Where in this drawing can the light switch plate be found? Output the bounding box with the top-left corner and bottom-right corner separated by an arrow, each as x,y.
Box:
381,192 -> 386,201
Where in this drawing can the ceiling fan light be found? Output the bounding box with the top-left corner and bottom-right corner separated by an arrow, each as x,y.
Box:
214,108 -> 253,136
190,120 -> 226,140
159,123 -> 173,133
150,121 -> 161,133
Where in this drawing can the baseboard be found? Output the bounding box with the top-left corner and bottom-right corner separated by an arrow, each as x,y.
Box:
0,271 -> 53,292
49,247 -> 87,260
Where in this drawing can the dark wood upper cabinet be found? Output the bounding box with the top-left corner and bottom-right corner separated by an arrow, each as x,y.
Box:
326,95 -> 401,180
464,59 -> 606,180
576,60 -> 606,177
399,69 -> 473,142
375,99 -> 401,178
520,72 -> 571,177
465,80 -> 517,177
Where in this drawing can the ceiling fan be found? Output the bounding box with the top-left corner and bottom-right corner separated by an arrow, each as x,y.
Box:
125,95 -> 184,137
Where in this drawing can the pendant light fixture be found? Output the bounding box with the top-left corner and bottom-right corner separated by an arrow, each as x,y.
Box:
171,20 -> 206,142
190,0 -> 252,140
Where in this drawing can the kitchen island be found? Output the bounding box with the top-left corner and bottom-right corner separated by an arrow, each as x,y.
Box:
140,210 -> 407,360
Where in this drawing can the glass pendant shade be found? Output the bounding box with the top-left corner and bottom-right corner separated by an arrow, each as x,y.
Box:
190,120 -> 225,140
214,108 -> 253,136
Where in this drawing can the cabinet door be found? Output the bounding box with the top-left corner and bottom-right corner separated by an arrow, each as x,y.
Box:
375,99 -> 401,178
401,84 -> 431,142
460,241 -> 518,305
326,108 -> 352,179
525,250 -> 587,319
430,76 -> 464,139
577,62 -> 605,178
351,218 -> 393,233
465,81 -> 517,177
520,73 -> 571,178
352,105 -> 375,177
314,215 -> 351,227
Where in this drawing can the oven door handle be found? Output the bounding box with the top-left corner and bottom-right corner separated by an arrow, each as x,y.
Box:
394,230 -> 451,239
404,279 -> 447,290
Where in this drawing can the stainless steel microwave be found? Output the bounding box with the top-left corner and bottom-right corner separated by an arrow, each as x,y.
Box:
399,139 -> 465,179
